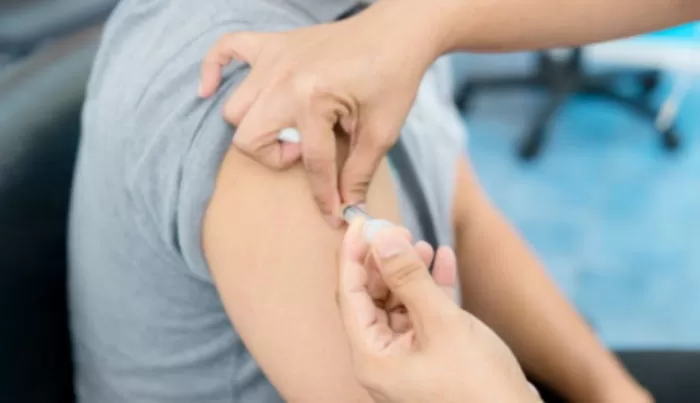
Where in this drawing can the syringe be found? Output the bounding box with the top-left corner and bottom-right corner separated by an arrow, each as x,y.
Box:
342,205 -> 395,241
276,130 -> 397,241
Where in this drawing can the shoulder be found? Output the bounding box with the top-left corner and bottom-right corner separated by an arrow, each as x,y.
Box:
83,0 -> 319,182
79,0 -> 315,276
87,0 -> 312,125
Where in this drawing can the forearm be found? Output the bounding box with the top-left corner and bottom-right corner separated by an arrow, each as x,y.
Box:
455,208 -> 641,400
451,162 -> 642,401
367,0 -> 699,57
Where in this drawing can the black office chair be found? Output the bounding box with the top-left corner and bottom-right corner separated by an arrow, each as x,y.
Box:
0,34 -> 100,403
455,47 -> 681,160
0,0 -> 117,59
0,1 -> 115,401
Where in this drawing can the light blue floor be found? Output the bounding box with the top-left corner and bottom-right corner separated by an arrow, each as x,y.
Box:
461,69 -> 700,349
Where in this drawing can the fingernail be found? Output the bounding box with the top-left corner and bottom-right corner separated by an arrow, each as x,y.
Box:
197,82 -> 205,97
373,229 -> 409,259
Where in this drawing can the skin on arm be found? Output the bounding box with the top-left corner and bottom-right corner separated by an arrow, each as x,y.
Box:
371,0 -> 700,58
450,157 -> 645,402
202,136 -> 401,402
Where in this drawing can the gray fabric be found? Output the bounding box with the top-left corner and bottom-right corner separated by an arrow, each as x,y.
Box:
68,0 -> 465,401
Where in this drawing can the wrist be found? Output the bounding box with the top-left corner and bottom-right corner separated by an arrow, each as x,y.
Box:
361,0 -> 456,67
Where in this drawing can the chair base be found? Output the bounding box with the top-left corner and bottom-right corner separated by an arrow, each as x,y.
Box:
455,48 -> 681,160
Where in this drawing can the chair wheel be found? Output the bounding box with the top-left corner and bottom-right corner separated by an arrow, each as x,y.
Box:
518,131 -> 544,161
641,73 -> 660,95
662,128 -> 680,151
455,88 -> 474,113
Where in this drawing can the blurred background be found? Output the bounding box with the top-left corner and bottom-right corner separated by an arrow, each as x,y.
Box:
453,26 -> 700,348
1,1 -> 698,393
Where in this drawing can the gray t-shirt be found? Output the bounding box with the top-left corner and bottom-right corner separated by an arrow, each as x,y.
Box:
68,0 -> 466,401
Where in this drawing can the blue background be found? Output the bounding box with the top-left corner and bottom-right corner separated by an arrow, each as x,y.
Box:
456,25 -> 700,348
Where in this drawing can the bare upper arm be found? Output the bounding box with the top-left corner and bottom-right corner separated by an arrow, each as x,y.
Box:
202,138 -> 399,402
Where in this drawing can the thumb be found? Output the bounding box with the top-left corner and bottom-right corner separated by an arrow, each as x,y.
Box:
371,228 -> 454,322
199,32 -> 267,97
431,246 -> 459,301
340,129 -> 395,205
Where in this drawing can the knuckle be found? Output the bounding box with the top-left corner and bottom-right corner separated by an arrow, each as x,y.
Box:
222,102 -> 243,126
307,77 -> 332,98
364,133 -> 394,152
212,34 -> 236,57
293,73 -> 318,92
293,74 -> 332,100
231,131 -> 255,152
384,257 -> 426,289
343,179 -> 370,202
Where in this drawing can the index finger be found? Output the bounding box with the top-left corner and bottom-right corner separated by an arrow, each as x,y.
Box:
298,111 -> 341,227
199,32 -> 265,97
337,218 -> 377,352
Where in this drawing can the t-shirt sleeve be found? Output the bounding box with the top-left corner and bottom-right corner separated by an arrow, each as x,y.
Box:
176,69 -> 248,281
127,21 -> 253,282
121,1 -> 316,280
128,10 -> 311,281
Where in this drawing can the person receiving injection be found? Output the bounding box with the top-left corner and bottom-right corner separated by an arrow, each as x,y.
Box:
197,0 -> 699,400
